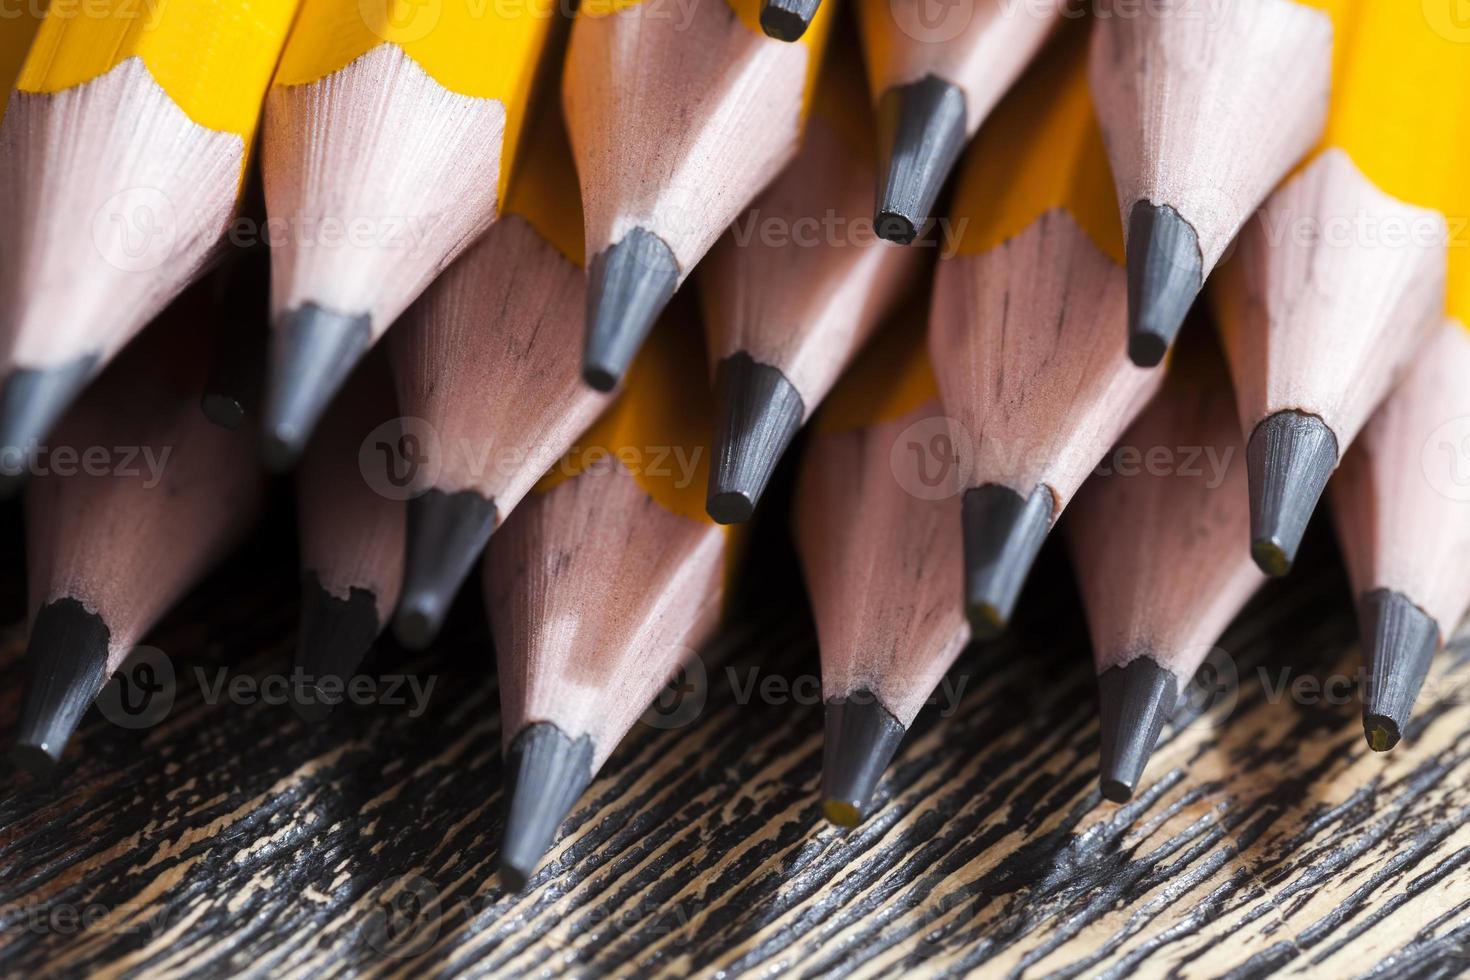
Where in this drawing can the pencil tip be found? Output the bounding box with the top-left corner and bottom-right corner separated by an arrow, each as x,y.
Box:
499,723 -> 594,891
1125,202 -> 1202,367
1246,411 -> 1337,577
1358,589 -> 1438,753
874,75 -> 967,246
707,354 -> 804,525
200,392 -> 247,430
262,304 -> 371,472
1096,656 -> 1177,804
294,574 -> 383,723
962,484 -> 1054,639
12,598 -> 111,773
393,489 -> 496,650
821,694 -> 906,827
583,229 -> 679,392
0,358 -> 98,493
759,0 -> 819,39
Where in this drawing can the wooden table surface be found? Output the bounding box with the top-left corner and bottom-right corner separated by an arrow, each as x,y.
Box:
1,491 -> 1469,979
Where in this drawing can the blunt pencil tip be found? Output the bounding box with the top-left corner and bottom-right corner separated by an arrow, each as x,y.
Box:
874,76 -> 967,246
394,489 -> 497,650
499,723 -> 595,891
1246,411 -> 1337,577
1097,656 -> 1177,805
820,694 -> 906,828
1358,589 -> 1438,752
1125,202 -> 1201,367
758,0 -> 818,40
14,598 -> 111,772
707,354 -> 804,525
294,574 -> 383,722
200,391 -> 247,430
583,229 -> 678,392
962,484 -> 1054,639
0,358 -> 98,481
262,303 -> 372,472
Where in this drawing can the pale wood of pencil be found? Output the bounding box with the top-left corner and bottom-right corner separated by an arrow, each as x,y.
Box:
862,0 -> 1062,133
0,59 -> 239,366
1089,0 -> 1332,274
486,463 -> 725,769
930,212 -> 1162,509
1331,320 -> 1470,635
297,366 -> 405,625
390,215 -> 608,513
263,45 -> 507,335
563,1 -> 810,276
795,398 -> 967,725
1215,149 -> 1446,447
1067,354 -> 1264,681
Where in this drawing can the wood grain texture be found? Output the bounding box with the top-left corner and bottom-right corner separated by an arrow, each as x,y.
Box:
2,499 -> 1470,976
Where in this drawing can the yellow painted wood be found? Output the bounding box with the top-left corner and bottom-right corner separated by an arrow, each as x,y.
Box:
815,313 -> 936,435
0,0 -> 45,119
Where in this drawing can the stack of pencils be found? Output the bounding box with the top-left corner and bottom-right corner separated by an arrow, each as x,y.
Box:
2,0 -> 1468,891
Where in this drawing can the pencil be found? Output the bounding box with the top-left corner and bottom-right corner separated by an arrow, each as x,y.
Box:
0,0 -> 297,473
388,83 -> 610,650
1090,0 -> 1335,366
260,0 -> 557,467
11,289 -> 264,773
486,302 -> 732,889
0,0 -> 43,116
930,23 -> 1161,638
200,231 -> 270,430
857,0 -> 1064,245
564,0 -> 834,392
1067,325 -> 1265,802
294,352 -> 404,720
1214,1 -> 1461,576
795,315 -> 967,826
700,42 -> 920,525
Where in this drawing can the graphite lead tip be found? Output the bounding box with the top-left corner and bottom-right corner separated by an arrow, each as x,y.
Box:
1096,656 -> 1178,804
11,598 -> 111,775
707,353 -> 805,525
1358,589 -> 1439,752
820,694 -> 906,827
961,484 -> 1055,639
874,75 -> 967,246
392,489 -> 497,651
1125,202 -> 1203,368
261,303 -> 372,472
498,723 -> 595,891
0,357 -> 99,496
1246,411 -> 1338,577
294,574 -> 383,722
759,0 -> 820,40
583,228 -> 679,393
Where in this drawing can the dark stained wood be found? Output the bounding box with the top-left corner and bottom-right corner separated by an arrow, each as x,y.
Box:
1,498 -> 1469,977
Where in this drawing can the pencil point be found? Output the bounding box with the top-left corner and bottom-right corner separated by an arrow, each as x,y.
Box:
12,598 -> 111,774
1096,656 -> 1177,803
821,693 -> 905,827
262,303 -> 371,472
1125,202 -> 1202,367
962,484 -> 1054,639
1358,589 -> 1438,753
759,0 -> 819,40
499,723 -> 594,891
584,228 -> 679,392
1246,411 -> 1337,577
0,358 -> 98,493
707,353 -> 804,525
294,574 -> 382,722
874,75 -> 967,246
393,489 -> 496,650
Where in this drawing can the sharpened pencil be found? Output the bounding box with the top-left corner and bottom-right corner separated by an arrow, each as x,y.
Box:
930,22 -> 1161,638
795,313 -> 968,826
563,0 -> 834,392
700,40 -> 920,525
